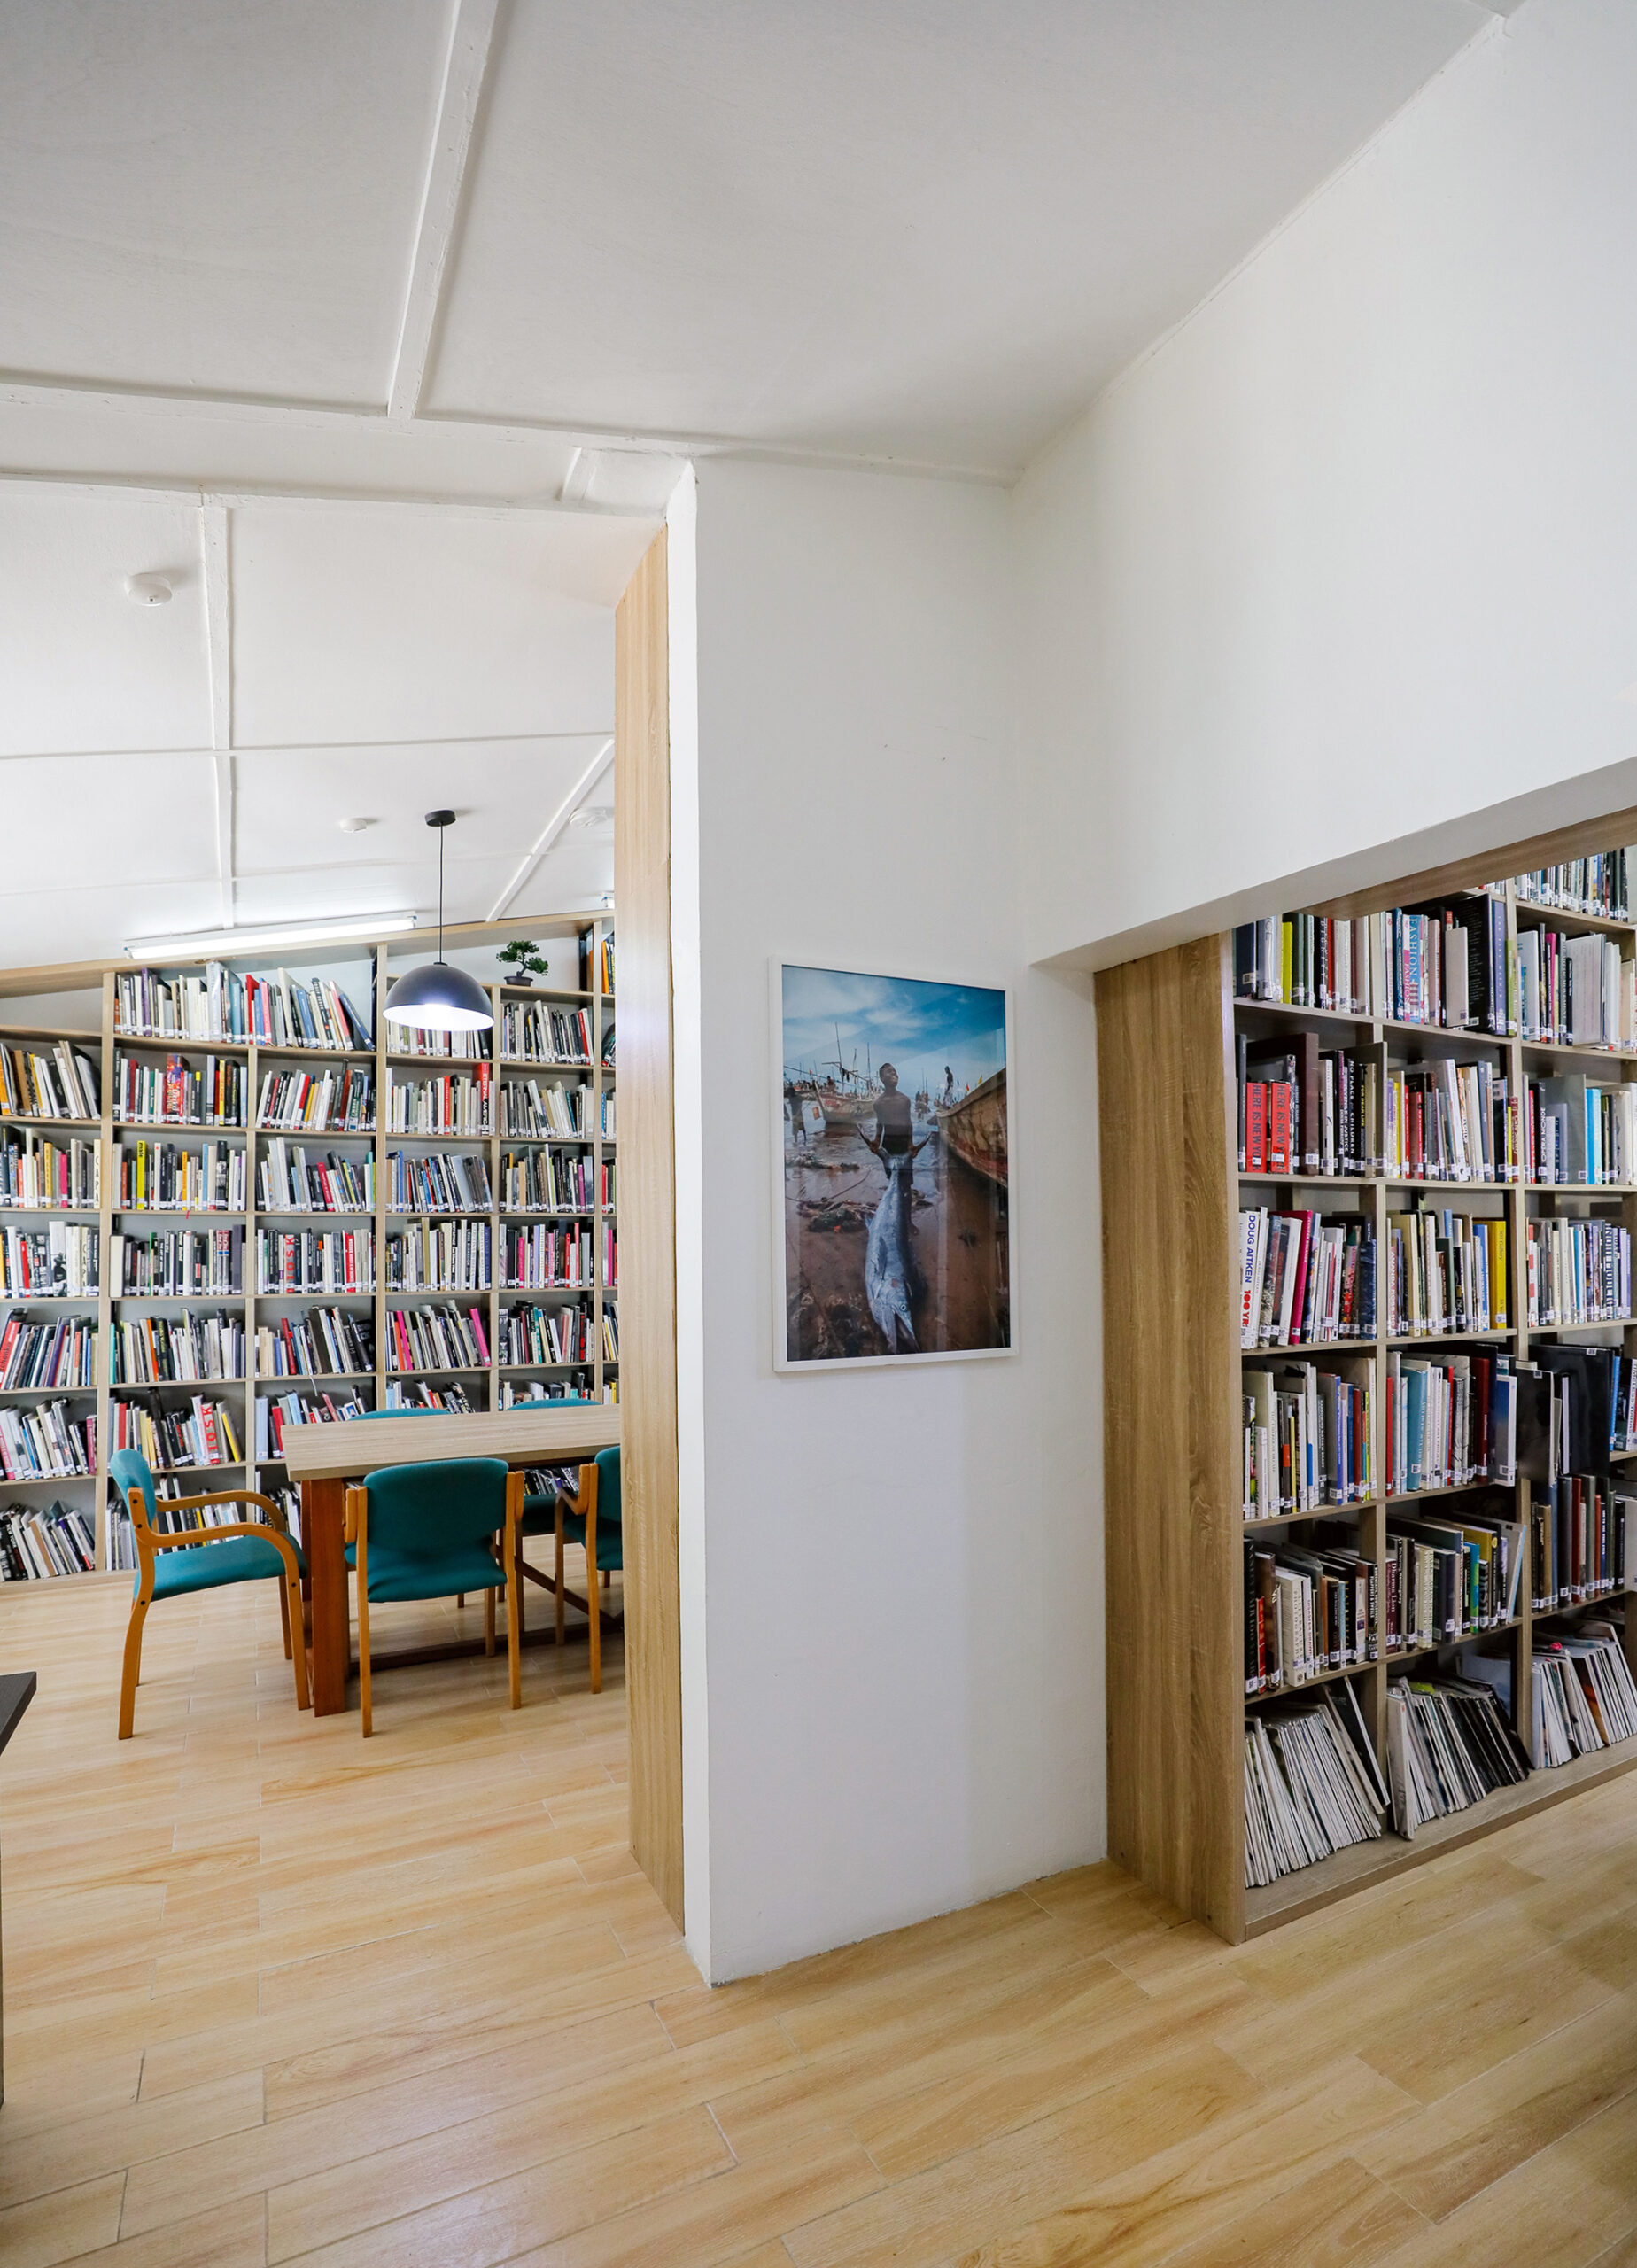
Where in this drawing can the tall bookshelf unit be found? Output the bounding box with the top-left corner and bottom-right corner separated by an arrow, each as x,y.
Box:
0,913 -> 615,1579
1100,870 -> 1637,1942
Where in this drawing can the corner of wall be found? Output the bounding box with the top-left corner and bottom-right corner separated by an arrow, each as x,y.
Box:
665,463 -> 713,1980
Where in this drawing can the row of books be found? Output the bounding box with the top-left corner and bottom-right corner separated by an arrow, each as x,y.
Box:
386,1221 -> 490,1291
1237,1036 -> 1374,1178
255,1068 -> 375,1132
1387,1676 -> 1530,1837
1236,901 -> 1509,1031
500,1377 -> 593,1409
1517,927 -> 1635,1050
603,1226 -> 618,1289
121,1139 -> 244,1213
1383,1509 -> 1525,1651
1385,1348 -> 1511,1495
110,1395 -> 244,1472
254,1389 -> 370,1461
0,1223 -> 99,1300
388,1150 -> 490,1214
1527,1072 -> 1637,1185
256,1309 -> 373,1379
602,1307 -> 619,1361
1532,1477 -> 1631,1609
1245,1532 -> 1371,1692
114,964 -> 370,1050
1516,858 -> 1630,919
1385,1061 -> 1514,1184
502,1302 -> 595,1367
1239,1209 -> 1374,1348
498,1149 -> 597,1213
385,1068 -> 492,1136
580,931 -> 616,994
1525,1216 -> 1631,1329
112,1311 -> 246,1385
0,1134 -> 99,1209
0,1041 -> 99,1122
1532,1629 -> 1637,1762
258,1229 -> 375,1297
388,1303 -> 489,1373
0,1316 -> 96,1391
494,1078 -> 591,1139
0,1401 -> 94,1480
1243,1682 -> 1386,1887
1243,1359 -> 1368,1520
499,1002 -> 594,1067
115,1054 -> 248,1128
0,1500 -> 97,1580
260,1141 -> 372,1214
115,1226 -> 244,1299
502,1223 -> 594,1290
1385,1208 -> 1508,1337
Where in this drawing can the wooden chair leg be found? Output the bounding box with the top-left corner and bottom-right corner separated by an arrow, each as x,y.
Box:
118,1598 -> 149,1740
484,1583 -> 495,1658
357,1539 -> 373,1738
513,1530 -> 526,1635
555,1514 -> 565,1647
277,1575 -> 292,1658
285,1572 -> 310,1710
508,1550 -> 522,1711
456,1594 -> 465,1608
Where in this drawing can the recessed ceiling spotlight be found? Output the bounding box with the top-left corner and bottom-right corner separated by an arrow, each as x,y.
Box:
125,571 -> 173,606
337,816 -> 376,833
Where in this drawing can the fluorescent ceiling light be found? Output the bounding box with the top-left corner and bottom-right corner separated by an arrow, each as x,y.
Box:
124,913 -> 417,960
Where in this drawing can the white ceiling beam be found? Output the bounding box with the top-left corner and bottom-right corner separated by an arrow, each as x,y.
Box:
487,739 -> 614,920
388,0 -> 500,422
0,727 -> 616,765
0,466 -> 663,520
200,501 -> 235,926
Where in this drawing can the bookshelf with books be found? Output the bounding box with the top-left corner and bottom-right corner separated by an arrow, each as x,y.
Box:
1101,852 -> 1637,1940
0,910 -> 616,1580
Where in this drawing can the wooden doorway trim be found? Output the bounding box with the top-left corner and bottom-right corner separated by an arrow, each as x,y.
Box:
615,528 -> 684,1925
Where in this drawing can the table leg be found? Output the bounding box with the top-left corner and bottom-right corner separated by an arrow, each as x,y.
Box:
304,1476 -> 351,1715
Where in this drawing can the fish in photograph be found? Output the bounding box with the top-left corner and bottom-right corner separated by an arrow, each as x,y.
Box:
865,1149 -> 922,1351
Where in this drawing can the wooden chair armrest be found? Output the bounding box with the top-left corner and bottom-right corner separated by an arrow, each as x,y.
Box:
162,1487 -> 283,1522
554,1463 -> 598,1523
151,1521 -> 296,1550
344,1484 -> 367,1547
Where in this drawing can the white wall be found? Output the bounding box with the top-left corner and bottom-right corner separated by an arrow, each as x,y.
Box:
674,461 -> 1101,1981
1016,0 -> 1637,971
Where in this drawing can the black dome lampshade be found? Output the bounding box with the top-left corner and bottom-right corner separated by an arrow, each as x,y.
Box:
384,811 -> 494,1034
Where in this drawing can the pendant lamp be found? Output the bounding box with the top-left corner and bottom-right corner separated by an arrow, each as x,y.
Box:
383,811 -> 494,1033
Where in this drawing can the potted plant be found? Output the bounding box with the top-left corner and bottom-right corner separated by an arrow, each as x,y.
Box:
497,938 -> 549,987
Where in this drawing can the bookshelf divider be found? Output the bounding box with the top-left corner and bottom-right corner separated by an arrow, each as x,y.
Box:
1100,862 -> 1637,1942
0,910 -> 612,1586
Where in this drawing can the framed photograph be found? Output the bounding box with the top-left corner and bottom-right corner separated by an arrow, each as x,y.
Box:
772,960 -> 1012,1370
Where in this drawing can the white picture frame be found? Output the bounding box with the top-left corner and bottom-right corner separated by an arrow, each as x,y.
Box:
771,957 -> 1015,1371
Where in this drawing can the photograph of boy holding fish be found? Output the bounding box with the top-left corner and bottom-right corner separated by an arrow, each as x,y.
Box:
776,964 -> 1011,1367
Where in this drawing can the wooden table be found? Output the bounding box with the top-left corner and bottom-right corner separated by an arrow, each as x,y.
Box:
0,1670 -> 36,2104
283,1410 -> 621,1715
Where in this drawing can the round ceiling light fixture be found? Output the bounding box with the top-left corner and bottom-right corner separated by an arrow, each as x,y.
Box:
337,816 -> 376,834
382,811 -> 494,1034
125,571 -> 174,606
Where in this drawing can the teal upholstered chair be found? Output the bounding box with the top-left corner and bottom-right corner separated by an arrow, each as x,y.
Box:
553,1446 -> 623,1693
110,1447 -> 308,1738
342,1457 -> 524,1735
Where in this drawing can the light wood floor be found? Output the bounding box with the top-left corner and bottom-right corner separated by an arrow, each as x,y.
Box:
4,1579 -> 1637,2268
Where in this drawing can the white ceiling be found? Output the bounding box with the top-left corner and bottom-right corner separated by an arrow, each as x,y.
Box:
0,0 -> 1507,966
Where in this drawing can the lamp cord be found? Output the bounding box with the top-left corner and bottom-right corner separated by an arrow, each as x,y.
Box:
438,824 -> 445,965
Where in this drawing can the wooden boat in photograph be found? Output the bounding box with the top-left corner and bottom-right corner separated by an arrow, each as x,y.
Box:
937,1069 -> 1006,1185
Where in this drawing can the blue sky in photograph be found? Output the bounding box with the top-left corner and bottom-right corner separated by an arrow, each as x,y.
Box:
781,965 -> 1005,1093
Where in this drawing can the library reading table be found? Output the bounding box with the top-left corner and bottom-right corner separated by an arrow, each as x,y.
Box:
0,1670 -> 36,2103
283,1410 -> 621,1715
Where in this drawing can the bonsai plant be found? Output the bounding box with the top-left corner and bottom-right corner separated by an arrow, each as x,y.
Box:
497,938 -> 549,985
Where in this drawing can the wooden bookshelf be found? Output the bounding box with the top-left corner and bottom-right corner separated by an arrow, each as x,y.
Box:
1099,868 -> 1637,1942
0,912 -> 615,1580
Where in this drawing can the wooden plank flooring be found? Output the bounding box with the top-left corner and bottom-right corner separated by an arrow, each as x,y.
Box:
4,1578 -> 1637,2263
